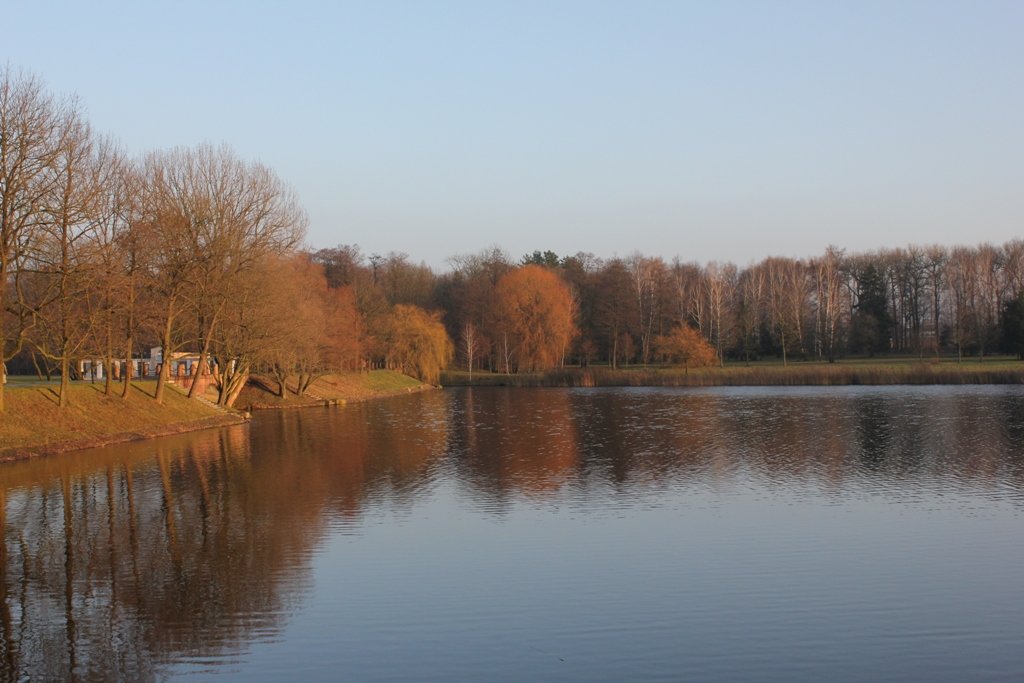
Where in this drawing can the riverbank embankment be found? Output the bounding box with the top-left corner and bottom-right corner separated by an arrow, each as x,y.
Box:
0,381 -> 245,462
1,370 -> 432,461
234,370 -> 431,410
441,359 -> 1024,388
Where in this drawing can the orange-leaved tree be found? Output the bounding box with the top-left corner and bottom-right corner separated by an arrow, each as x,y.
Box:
264,256 -> 366,398
323,284 -> 365,373
380,304 -> 453,384
493,265 -> 576,372
654,324 -> 717,372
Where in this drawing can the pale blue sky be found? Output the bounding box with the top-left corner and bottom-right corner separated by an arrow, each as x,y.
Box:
6,1 -> 1022,269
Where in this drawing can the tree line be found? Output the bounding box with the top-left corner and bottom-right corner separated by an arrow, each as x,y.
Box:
0,69 -> 321,410
1,68 -> 460,412
5,67 -> 1024,414
312,240 -> 1024,379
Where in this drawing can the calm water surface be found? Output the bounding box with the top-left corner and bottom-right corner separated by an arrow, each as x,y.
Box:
2,386 -> 1024,681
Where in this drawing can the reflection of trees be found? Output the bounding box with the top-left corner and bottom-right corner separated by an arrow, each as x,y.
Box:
445,387 -> 1024,500
0,424 -> 325,681
451,388 -> 579,503
2,387 -> 1023,679
256,392 -> 451,516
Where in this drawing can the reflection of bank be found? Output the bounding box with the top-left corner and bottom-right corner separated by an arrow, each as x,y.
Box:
0,425 -> 308,681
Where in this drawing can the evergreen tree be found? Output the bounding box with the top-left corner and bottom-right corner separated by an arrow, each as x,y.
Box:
850,264 -> 892,355
1001,292 -> 1024,360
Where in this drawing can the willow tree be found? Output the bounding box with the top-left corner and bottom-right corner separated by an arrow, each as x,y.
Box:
379,304 -> 453,385
493,265 -> 576,372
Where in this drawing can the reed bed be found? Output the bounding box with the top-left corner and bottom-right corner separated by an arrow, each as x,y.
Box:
442,361 -> 1024,388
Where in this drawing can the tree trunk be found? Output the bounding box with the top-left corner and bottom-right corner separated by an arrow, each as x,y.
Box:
188,307 -> 220,399
154,309 -> 174,404
502,332 -> 511,374
0,282 -> 5,413
218,363 -> 249,407
121,331 -> 134,399
103,332 -> 114,397
59,358 -> 70,408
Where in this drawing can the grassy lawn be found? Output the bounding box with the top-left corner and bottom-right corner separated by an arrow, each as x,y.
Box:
325,368 -> 425,395
0,381 -> 233,454
234,370 -> 427,410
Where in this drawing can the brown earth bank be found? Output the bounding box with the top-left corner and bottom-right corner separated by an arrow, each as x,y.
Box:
0,381 -> 246,462
0,414 -> 247,462
1,370 -> 431,461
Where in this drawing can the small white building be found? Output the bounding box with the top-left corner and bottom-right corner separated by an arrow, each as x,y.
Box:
78,348 -> 207,381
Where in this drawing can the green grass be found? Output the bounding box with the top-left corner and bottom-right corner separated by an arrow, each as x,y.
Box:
357,370 -> 425,393
235,370 -> 427,410
0,381 -> 236,455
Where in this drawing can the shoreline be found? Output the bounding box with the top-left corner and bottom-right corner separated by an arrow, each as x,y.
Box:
6,363 -> 1020,462
241,382 -> 435,410
440,362 -> 1024,388
0,371 -> 432,463
235,371 -> 433,411
0,413 -> 247,463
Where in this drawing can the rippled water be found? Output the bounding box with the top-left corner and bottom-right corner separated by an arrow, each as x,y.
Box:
2,386 -> 1024,681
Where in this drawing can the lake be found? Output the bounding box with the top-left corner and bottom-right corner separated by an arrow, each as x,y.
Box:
2,385 -> 1023,681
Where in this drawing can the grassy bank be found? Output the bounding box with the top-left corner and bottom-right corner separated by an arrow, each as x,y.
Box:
441,357 -> 1024,388
235,370 -> 429,410
0,381 -> 244,461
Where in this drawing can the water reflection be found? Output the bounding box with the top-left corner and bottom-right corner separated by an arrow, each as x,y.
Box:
449,387 -> 1024,499
1,386 -> 1023,680
451,388 -> 579,504
0,425 -> 320,681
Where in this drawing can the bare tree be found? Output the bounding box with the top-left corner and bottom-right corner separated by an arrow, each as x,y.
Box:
140,144 -> 306,404
703,261 -> 735,367
813,246 -> 846,362
592,258 -> 633,368
735,263 -> 766,363
27,108 -> 101,406
922,245 -> 947,354
0,68 -> 69,411
945,247 -> 974,362
1001,240 -> 1024,300
83,139 -> 133,396
628,253 -> 666,365
461,321 -> 481,382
